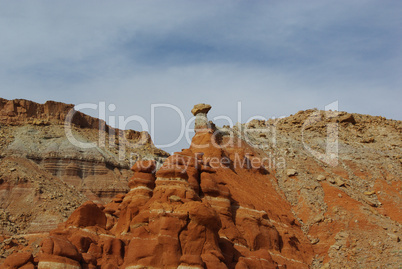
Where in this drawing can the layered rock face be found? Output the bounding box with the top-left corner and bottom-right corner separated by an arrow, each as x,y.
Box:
0,98 -> 168,237
1,102 -> 401,268
0,105 -> 315,268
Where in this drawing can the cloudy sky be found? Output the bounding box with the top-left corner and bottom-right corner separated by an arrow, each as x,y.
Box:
1,1 -> 401,153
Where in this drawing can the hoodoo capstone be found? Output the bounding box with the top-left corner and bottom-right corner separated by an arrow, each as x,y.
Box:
192,103 -> 212,132
191,103 -> 212,116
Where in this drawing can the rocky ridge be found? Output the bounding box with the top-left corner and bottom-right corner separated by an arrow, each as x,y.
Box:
228,109 -> 402,267
1,103 -> 401,268
0,98 -> 168,237
1,105 -> 314,268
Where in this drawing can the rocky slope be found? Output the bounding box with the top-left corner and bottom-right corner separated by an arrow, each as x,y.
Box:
0,98 -> 168,237
231,109 -> 402,268
1,103 -> 400,268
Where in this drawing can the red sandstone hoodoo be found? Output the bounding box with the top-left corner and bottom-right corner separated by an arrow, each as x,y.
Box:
1,102 -> 401,268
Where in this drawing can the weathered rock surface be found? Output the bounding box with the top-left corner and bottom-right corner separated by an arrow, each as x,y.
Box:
1,103 -> 401,268
234,109 -> 402,268
192,103 -> 213,131
191,103 -> 212,116
2,143 -> 309,267
0,98 -> 168,240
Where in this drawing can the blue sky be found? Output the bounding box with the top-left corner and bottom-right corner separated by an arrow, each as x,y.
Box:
1,1 -> 401,153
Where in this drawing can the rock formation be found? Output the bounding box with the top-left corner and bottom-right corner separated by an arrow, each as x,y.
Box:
0,102 -> 401,268
232,109 -> 402,268
192,103 -> 212,131
0,98 -> 168,237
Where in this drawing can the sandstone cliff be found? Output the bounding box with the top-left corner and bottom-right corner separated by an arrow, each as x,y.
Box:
0,98 -> 168,237
1,104 -> 400,268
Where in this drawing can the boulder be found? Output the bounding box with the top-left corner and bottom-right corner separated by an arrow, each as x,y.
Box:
40,236 -> 81,262
339,113 -> 356,124
191,103 -> 212,116
287,169 -> 298,177
2,252 -> 33,269
66,201 -> 107,229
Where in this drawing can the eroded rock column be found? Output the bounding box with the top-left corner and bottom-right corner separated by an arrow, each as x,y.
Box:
191,103 -> 212,132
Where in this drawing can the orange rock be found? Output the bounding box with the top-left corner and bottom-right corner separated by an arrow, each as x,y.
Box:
40,236 -> 81,262
237,249 -> 277,268
131,160 -> 156,173
99,238 -> 124,266
18,263 -> 35,269
128,171 -> 155,189
66,201 -> 107,229
6,103 -> 400,269
156,165 -> 188,180
2,252 -> 33,269
37,253 -> 81,269
82,252 -> 97,265
68,233 -> 93,253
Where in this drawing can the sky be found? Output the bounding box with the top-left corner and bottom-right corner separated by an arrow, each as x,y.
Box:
1,0 -> 401,154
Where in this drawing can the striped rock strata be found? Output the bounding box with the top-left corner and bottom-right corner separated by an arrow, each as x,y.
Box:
3,104 -> 313,268
0,98 -> 169,237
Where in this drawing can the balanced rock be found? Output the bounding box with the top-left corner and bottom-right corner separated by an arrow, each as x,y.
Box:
191,103 -> 212,116
192,103 -> 212,131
